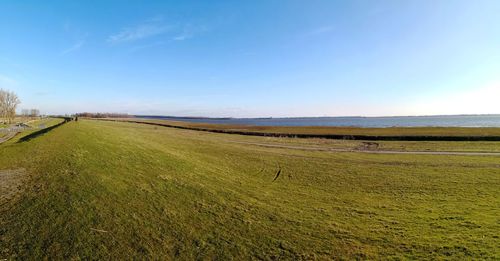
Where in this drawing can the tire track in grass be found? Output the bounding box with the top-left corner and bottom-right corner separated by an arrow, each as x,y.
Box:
228,141 -> 500,157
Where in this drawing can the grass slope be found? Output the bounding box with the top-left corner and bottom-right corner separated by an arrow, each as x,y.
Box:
1,120 -> 499,259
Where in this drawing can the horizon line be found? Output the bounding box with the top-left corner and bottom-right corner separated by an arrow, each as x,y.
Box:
128,113 -> 500,119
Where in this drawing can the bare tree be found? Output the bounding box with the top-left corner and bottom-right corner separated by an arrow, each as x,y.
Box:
0,89 -> 20,124
21,108 -> 40,118
30,109 -> 39,117
0,90 -> 5,123
22,109 -> 30,117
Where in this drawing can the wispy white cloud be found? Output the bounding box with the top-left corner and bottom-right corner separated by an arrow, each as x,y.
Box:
60,23 -> 87,55
108,22 -> 172,44
173,34 -> 190,41
61,39 -> 85,55
173,24 -> 208,41
129,41 -> 168,52
108,17 -> 208,47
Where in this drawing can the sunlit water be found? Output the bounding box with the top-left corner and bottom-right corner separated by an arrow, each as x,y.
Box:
137,115 -> 500,128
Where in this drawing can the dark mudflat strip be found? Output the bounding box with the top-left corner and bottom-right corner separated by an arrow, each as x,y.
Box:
92,118 -> 500,142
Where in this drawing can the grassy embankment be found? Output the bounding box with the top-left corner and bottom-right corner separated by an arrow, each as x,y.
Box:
1,119 -> 499,259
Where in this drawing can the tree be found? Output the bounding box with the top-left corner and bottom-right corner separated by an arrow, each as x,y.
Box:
30,108 -> 39,117
0,89 -> 20,124
0,90 -> 5,122
22,109 -> 30,117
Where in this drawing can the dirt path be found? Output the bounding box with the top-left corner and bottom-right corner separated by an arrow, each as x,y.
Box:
229,141 -> 500,156
0,131 -> 19,144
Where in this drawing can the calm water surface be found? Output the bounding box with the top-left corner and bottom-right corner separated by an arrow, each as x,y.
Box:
138,115 -> 500,128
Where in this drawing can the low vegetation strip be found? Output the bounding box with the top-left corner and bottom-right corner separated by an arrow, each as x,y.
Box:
93,118 -> 500,141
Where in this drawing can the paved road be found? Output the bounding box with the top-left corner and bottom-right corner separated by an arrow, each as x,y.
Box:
229,141 -> 500,156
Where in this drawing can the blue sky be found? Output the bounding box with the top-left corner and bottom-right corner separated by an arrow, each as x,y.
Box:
1,0 -> 499,117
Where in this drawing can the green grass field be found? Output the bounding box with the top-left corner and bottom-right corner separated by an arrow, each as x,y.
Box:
1,119 -> 499,259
